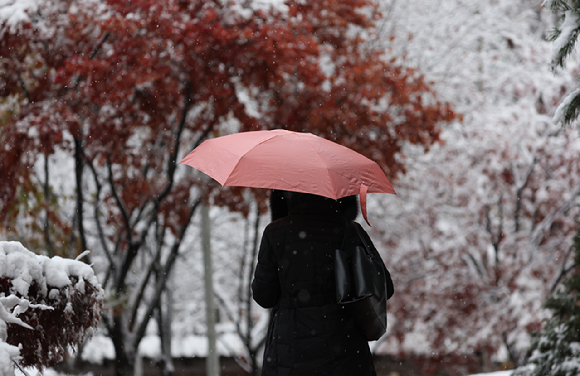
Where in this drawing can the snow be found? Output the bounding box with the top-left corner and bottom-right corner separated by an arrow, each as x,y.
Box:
0,241 -> 103,376
41,254 -> 100,289
366,0 -> 580,362
15,368 -> 78,376
80,331 -> 246,365
3,0 -> 580,373
0,242 -> 101,297
0,294 -> 39,376
551,10 -> 580,67
228,0 -> 288,18
82,322 -> 246,362
0,342 -> 21,376
0,0 -> 39,29
0,242 -> 45,297
79,334 -> 115,364
553,87 -> 580,125
469,372 -> 513,376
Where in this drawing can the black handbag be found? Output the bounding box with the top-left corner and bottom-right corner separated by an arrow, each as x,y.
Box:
335,222 -> 389,341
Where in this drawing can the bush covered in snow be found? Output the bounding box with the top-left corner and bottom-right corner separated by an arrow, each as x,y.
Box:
513,226 -> 580,376
0,241 -> 103,374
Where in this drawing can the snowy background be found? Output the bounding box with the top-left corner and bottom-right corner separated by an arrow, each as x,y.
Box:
2,0 -> 580,375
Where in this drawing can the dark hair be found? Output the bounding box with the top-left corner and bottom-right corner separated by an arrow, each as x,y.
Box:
269,190 -> 289,221
269,190 -> 358,222
337,195 -> 358,222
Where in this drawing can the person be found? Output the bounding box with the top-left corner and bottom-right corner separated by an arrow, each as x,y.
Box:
252,190 -> 394,376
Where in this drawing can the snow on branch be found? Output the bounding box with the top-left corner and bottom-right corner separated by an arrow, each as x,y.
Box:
0,0 -> 40,30
0,294 -> 51,376
551,10 -> 580,70
0,241 -> 104,374
553,87 -> 580,126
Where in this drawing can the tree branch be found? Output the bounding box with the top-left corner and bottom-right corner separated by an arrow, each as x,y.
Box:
106,155 -> 133,245
551,244 -> 575,293
245,204 -> 261,350
18,75 -> 30,101
155,81 -> 192,207
106,155 -> 141,293
531,183 -> 580,248
133,198 -> 200,346
42,154 -> 54,255
514,157 -> 538,232
74,136 -> 89,259
74,33 -> 110,90
237,216 -> 251,336
86,159 -> 113,263
128,233 -> 163,331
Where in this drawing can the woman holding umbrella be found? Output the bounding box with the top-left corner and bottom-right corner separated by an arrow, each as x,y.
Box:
252,190 -> 394,376
180,129 -> 397,374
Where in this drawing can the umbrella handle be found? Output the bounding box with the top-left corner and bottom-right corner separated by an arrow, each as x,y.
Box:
360,184 -> 371,227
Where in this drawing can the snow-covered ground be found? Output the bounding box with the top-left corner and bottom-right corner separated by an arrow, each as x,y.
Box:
15,369 -> 78,376
12,365 -> 517,376
80,329 -> 246,364
469,372 -> 513,376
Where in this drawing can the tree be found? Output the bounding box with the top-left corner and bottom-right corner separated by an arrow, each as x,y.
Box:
0,0 -> 456,375
211,202 -> 269,376
374,118 -> 580,372
367,0 -> 580,373
512,224 -> 580,376
543,0 -> 580,126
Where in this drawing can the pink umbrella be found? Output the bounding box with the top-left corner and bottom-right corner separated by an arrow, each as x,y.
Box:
179,129 -> 395,225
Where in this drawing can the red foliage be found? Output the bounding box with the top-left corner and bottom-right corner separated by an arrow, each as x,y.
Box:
0,0 -> 457,226
0,1 -> 457,372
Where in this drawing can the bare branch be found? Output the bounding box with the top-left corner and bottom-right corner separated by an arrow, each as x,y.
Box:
514,157 -> 538,232
531,183 -> 580,248
86,159 -> 113,263
133,198 -> 200,346
18,75 -> 30,102
42,154 -> 54,255
551,245 -> 575,293
128,236 -> 163,331
74,137 -> 89,260
106,155 -> 133,245
244,204 -> 262,350
73,33 -> 110,90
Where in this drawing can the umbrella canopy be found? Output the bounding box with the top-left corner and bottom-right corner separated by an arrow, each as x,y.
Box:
179,129 -> 395,225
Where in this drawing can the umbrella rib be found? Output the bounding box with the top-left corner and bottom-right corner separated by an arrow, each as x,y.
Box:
362,163 -> 374,187
222,134 -> 279,187
304,140 -> 337,199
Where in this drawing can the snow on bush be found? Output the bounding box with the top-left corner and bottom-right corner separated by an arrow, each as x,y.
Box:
0,241 -> 104,373
0,0 -> 40,29
0,294 -> 49,376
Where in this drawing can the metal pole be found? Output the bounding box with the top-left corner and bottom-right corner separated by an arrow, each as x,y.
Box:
201,204 -> 220,376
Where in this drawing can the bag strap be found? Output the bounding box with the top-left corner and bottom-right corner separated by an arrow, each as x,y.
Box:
352,223 -> 394,300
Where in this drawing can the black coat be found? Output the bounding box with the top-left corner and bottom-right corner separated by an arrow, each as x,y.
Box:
252,193 -> 390,376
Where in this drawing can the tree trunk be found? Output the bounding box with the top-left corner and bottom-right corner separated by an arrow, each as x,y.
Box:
73,136 -> 88,260
113,350 -> 135,376
111,315 -> 135,376
157,289 -> 174,376
201,204 -> 220,376
249,350 -> 259,376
